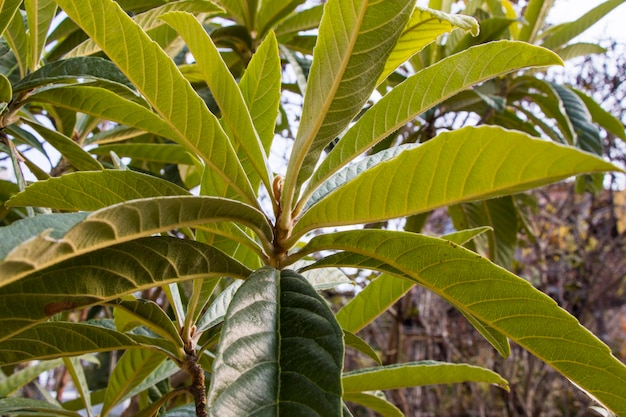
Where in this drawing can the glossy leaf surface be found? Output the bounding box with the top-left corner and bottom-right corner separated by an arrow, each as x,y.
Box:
0,237 -> 251,343
306,41 -> 564,198
301,229 -> 626,415
207,267 -> 344,417
294,126 -> 619,240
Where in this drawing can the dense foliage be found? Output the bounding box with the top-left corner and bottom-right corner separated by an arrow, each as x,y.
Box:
0,0 -> 625,416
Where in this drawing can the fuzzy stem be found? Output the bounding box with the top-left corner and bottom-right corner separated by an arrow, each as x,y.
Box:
184,350 -> 207,417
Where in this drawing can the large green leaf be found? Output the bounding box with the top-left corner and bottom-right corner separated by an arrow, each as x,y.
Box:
292,125 -> 619,241
518,0 -> 554,42
162,12 -> 272,195
281,0 -> 416,217
571,87 -> 626,141
0,358 -> 63,396
0,237 -> 252,343
239,30 -> 282,153
101,349 -> 167,417
111,298 -> 183,347
256,0 -> 305,39
342,392 -> 402,417
5,9 -> 29,77
0,212 -> 89,259
299,229 -> 626,415
334,227 -> 493,333
274,5 -> 323,39
55,0 -> 257,205
449,197 -> 518,269
24,0 -> 57,71
66,0 -> 223,57
0,196 -> 271,287
0,73 -> 11,103
8,170 -> 190,211
26,84 -> 178,140
67,0 -> 222,57
216,0 -> 255,29
378,7 -> 478,85
0,398 -> 82,417
342,361 -> 507,392
552,82 -> 603,155
540,0 -> 625,50
207,267 -> 344,417
23,120 -> 104,171
0,0 -> 22,37
556,42 -> 607,61
303,41 -> 564,204
0,322 -> 139,366
12,56 -> 133,93
63,356 -> 94,417
90,143 -> 195,165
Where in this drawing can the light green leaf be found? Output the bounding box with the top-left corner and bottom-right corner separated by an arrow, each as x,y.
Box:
344,329 -> 381,365
541,0 -> 625,50
7,170 -> 190,211
281,0 -> 415,216
0,0 -> 22,37
55,0 -> 257,205
5,10 -> 29,77
66,0 -> 223,57
306,143 -> 416,210
304,41 -> 564,203
300,229 -> 626,415
343,392 -> 403,417
0,237 -> 251,343
274,5 -> 323,38
0,73 -> 11,103
518,0 -> 554,42
239,30 -> 281,153
0,358 -> 63,396
449,197 -> 518,269
256,0 -> 305,38
12,56 -> 133,93
216,0 -> 255,28
0,322 -> 139,366
378,6 -> 479,84
571,87 -> 626,140
556,42 -> 607,61
26,84 -> 178,139
23,119 -> 104,171
86,126 -> 152,145
448,17 -> 517,55
0,212 -> 89,259
63,356 -> 94,417
296,264 -> 352,290
0,196 -> 271,288
336,274 -> 412,334
101,349 -> 167,417
162,11 -> 272,195
207,267 -> 344,417
0,398 -> 82,416
293,126 -> 619,241
342,361 -> 508,392
24,0 -> 57,71
335,228 -> 500,343
90,144 -> 195,165
196,280 -> 243,333
111,298 -> 183,347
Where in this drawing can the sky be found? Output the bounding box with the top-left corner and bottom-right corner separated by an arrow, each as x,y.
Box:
549,0 -> 626,42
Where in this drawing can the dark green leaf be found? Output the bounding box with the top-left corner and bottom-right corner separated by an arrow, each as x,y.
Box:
207,267 -> 344,417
